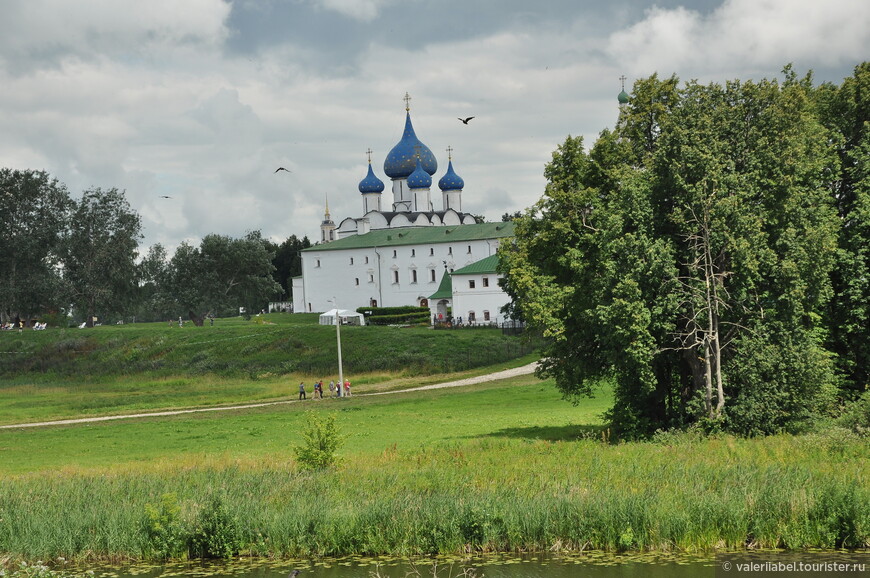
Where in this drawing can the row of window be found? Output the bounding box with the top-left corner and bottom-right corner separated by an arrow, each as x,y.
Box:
349,272 -> 494,287
458,311 -> 492,322
346,245 -> 474,265
352,269 -> 440,286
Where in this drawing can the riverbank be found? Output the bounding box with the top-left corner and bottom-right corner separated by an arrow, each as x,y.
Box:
1,378 -> 867,562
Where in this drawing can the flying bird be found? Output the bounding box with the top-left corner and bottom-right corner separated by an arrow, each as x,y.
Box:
159,195 -> 172,199
458,116 -> 475,125
275,167 -> 292,173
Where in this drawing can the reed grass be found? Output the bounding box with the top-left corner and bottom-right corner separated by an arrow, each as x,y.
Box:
0,432 -> 866,561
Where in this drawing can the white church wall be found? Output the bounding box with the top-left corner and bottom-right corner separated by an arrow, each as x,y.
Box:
291,277 -> 305,313
366,211 -> 389,229
299,236 -> 499,313
336,218 -> 357,238
391,214 -> 411,228
451,272 -> 510,325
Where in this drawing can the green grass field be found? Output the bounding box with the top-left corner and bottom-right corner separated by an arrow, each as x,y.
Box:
0,314 -> 538,425
0,373 -> 594,474
0,316 -> 868,562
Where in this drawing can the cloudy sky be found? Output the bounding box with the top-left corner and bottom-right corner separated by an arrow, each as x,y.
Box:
1,0 -> 868,253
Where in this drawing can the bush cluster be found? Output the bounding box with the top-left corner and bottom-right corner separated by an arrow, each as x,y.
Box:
143,493 -> 241,560
358,306 -> 431,326
292,412 -> 345,471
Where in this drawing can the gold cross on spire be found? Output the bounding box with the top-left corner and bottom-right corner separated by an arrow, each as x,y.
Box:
366,148 -> 373,164
446,146 -> 453,161
404,92 -> 411,112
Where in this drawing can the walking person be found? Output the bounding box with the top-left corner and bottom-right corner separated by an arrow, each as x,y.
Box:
298,382 -> 306,400
343,378 -> 351,397
328,380 -> 335,397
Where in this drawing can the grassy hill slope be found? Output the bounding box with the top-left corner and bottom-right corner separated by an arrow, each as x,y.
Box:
0,314 -> 539,424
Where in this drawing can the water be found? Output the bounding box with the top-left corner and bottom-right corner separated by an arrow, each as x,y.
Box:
79,553 -> 717,578
72,551 -> 870,578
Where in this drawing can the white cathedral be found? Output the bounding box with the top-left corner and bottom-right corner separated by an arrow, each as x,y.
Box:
291,94 -> 514,323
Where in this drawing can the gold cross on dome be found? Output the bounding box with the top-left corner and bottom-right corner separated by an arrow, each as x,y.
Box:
446,146 -> 453,161
366,148 -> 373,163
404,92 -> 411,111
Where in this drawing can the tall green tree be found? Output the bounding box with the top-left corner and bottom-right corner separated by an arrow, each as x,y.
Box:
816,62 -> 870,397
500,70 -> 841,437
62,188 -> 142,326
264,234 -> 311,300
167,231 -> 281,322
133,243 -> 174,322
0,169 -> 71,325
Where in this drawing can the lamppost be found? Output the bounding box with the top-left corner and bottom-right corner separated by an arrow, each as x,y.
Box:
329,297 -> 344,388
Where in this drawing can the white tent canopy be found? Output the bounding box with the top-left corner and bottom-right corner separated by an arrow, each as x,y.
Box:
319,308 -> 365,326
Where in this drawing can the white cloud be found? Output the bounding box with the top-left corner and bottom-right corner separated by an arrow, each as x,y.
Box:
310,0 -> 397,22
0,0 -> 231,72
1,0 -> 866,254
607,0 -> 870,77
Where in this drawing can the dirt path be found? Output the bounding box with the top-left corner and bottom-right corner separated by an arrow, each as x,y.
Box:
0,362 -> 539,430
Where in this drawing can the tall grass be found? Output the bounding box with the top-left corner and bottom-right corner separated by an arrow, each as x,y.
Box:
1,433 -> 866,561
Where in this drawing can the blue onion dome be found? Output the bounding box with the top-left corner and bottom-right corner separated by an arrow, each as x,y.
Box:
407,156 -> 432,189
438,159 -> 464,191
384,112 -> 438,179
358,162 -> 385,193
618,90 -> 630,104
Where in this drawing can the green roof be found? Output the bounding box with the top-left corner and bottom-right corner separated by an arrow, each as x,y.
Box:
429,270 -> 453,300
451,254 -> 499,275
303,221 -> 515,252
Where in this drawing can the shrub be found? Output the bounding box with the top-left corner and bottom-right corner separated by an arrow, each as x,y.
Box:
836,391 -> 870,435
358,306 -> 431,326
365,313 -> 431,326
143,493 -> 187,560
189,495 -> 241,559
458,507 -> 489,548
293,412 -> 345,470
357,306 -> 428,316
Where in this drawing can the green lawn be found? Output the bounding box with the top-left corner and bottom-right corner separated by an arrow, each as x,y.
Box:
0,374 -> 610,475
0,314 -> 540,425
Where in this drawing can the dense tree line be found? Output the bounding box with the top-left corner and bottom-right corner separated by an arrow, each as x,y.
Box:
0,170 -> 308,326
499,63 -> 870,437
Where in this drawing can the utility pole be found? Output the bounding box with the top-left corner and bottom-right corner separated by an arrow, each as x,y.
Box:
330,297 -> 344,387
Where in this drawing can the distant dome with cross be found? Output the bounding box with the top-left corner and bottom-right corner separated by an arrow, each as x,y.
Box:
383,93 -> 438,179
